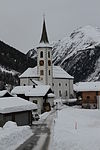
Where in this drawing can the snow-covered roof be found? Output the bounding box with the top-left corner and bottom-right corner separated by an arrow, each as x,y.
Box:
48,93 -> 55,98
67,99 -> 77,102
11,85 -> 51,97
53,66 -> 73,79
0,90 -> 12,97
19,67 -> 39,78
19,66 -> 73,79
37,42 -> 52,48
0,97 -> 37,114
31,79 -> 44,85
74,82 -> 100,92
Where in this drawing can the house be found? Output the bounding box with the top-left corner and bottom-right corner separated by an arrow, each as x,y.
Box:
19,17 -> 74,100
11,83 -> 53,114
0,97 -> 37,126
74,82 -> 100,108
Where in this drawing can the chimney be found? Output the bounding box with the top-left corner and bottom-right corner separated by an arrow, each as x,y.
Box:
33,85 -> 35,88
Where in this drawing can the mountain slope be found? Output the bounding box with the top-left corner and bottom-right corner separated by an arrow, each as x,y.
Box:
52,26 -> 100,82
0,40 -> 36,86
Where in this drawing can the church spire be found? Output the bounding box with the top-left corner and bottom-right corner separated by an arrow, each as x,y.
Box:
40,16 -> 49,43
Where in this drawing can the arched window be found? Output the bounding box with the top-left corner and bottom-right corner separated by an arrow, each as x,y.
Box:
48,51 -> 50,58
48,60 -> 51,66
39,60 -> 44,66
59,83 -> 61,86
59,90 -> 62,97
49,70 -> 50,75
66,91 -> 67,96
40,51 -> 43,58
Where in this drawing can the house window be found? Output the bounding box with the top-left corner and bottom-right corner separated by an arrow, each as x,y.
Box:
40,70 -> 44,75
39,60 -> 44,66
59,83 -> 61,86
66,91 -> 67,96
66,83 -> 67,86
49,70 -> 50,75
59,90 -> 62,97
86,96 -> 90,103
40,51 -> 43,58
48,51 -> 50,58
87,96 -> 90,99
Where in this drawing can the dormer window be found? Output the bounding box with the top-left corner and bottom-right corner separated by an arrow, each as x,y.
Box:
40,51 -> 43,58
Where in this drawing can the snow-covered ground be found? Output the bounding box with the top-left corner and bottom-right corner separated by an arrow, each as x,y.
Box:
0,121 -> 33,150
49,106 -> 100,150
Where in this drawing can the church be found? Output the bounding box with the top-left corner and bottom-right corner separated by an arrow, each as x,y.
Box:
19,18 -> 74,99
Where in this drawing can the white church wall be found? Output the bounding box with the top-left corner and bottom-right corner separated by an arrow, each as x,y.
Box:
52,78 -> 73,99
69,79 -> 74,98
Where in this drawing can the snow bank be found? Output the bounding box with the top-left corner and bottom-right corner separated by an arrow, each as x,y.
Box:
50,107 -> 100,150
0,121 -> 33,150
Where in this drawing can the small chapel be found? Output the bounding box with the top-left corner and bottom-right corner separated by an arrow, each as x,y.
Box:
19,17 -> 74,99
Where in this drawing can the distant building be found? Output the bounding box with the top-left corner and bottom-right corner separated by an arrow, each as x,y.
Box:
19,17 -> 74,100
74,82 -> 100,109
0,97 -> 37,126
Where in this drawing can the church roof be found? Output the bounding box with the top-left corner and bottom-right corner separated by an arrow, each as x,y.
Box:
37,17 -> 52,48
19,66 -> 74,79
19,67 -> 39,78
53,66 -> 74,79
40,17 -> 49,44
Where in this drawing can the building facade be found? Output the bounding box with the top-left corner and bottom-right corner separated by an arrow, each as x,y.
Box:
19,18 -> 74,100
74,82 -> 100,108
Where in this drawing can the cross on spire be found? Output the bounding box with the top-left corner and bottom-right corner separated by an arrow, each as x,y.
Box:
40,15 -> 49,43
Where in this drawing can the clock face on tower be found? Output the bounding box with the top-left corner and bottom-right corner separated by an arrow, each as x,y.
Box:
48,60 -> 51,66
40,60 -> 44,66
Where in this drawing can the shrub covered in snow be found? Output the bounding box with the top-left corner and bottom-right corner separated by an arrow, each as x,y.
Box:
0,121 -> 33,150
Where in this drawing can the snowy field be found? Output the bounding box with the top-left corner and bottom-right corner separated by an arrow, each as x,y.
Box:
49,106 -> 100,150
0,121 -> 33,150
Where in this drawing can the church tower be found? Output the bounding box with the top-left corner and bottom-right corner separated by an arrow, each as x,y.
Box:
37,17 -> 53,87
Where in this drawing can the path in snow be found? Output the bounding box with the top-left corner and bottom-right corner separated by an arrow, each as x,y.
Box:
17,110 -> 56,150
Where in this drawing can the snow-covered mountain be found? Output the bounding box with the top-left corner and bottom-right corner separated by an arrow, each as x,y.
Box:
27,48 -> 37,60
53,26 -> 100,82
27,25 -> 100,82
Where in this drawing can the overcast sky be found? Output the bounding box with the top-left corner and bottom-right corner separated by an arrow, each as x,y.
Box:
0,0 -> 100,53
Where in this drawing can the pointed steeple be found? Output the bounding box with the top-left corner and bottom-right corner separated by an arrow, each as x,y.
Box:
40,16 -> 49,43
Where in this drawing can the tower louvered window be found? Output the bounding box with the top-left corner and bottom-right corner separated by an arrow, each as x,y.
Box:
40,51 -> 43,58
